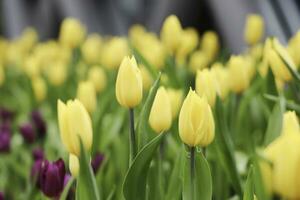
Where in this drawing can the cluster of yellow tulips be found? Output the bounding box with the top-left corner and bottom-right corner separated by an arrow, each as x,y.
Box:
1,12 -> 300,200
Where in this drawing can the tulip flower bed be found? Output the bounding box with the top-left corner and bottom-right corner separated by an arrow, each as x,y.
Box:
1,14 -> 300,200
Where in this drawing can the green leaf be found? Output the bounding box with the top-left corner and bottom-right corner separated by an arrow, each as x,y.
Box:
76,139 -> 100,200
243,166 -> 254,200
252,156 -> 269,200
182,150 -> 212,200
136,73 -> 161,150
123,133 -> 164,200
60,177 -> 75,200
264,67 -> 278,98
214,96 -> 243,198
264,94 -> 300,115
263,96 -> 285,146
165,146 -> 185,200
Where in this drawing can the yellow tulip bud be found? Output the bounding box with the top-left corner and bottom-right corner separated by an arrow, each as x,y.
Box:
0,65 -> 5,86
201,31 -> 219,62
211,63 -> 229,99
160,15 -> 182,54
178,89 -> 215,147
31,77 -> 47,102
81,34 -> 102,64
140,65 -> 153,91
47,61 -> 67,86
259,159 -> 273,195
227,56 -> 250,93
116,56 -> 143,108
19,27 -> 38,52
59,18 -> 86,48
87,66 -> 107,93
189,50 -> 209,73
176,28 -> 199,61
69,154 -> 80,177
287,31 -> 300,67
24,55 -> 40,79
167,88 -> 183,119
101,37 -> 129,69
77,81 -> 97,113
129,24 -> 146,46
196,69 -> 219,107
244,14 -> 264,45
149,87 -> 172,133
57,99 -> 93,156
282,111 -> 299,136
141,38 -> 166,69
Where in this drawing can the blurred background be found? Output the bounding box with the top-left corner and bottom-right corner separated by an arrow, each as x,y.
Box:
1,0 -> 300,53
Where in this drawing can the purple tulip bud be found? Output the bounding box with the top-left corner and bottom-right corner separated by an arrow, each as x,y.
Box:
91,153 -> 104,174
0,122 -> 11,133
31,159 -> 43,187
32,148 -> 44,161
0,191 -> 4,200
31,111 -> 46,138
0,108 -> 14,122
19,123 -> 36,144
0,131 -> 10,153
39,159 -> 66,198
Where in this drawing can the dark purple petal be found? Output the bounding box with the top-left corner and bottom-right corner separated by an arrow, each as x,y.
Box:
0,122 -> 11,133
32,148 -> 44,161
63,173 -> 71,187
91,153 -> 104,174
0,108 -> 14,122
19,123 -> 36,144
0,191 -> 4,200
0,131 -> 10,153
31,111 -> 47,138
31,159 -> 44,187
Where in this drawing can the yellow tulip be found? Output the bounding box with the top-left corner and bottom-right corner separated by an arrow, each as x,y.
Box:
101,37 -> 129,69
201,31 -> 219,62
57,99 -> 93,156
81,34 -> 102,64
282,111 -> 299,136
287,31 -> 300,67
167,88 -> 183,119
189,50 -> 209,73
47,61 -> 67,86
160,15 -> 182,54
31,77 -> 47,102
59,18 -> 86,48
19,27 -> 38,53
141,38 -> 166,69
149,87 -> 172,133
196,69 -> 218,107
176,28 -> 199,63
116,56 -> 143,108
244,14 -> 264,45
178,89 -> 215,147
227,55 -> 250,93
24,55 -> 40,79
0,65 -> 4,86
69,154 -> 80,177
140,65 -> 153,91
87,66 -> 107,93
77,81 -> 97,113
129,24 -> 146,46
211,63 -> 229,99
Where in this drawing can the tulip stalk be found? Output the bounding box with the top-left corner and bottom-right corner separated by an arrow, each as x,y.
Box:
129,108 -> 137,163
190,146 -> 195,200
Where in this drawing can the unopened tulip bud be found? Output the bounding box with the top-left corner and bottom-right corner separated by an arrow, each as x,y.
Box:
244,14 -> 264,45
91,152 -> 105,174
0,65 -> 4,86
189,50 -> 209,73
31,77 -> 47,102
149,87 -> 172,133
282,111 -> 299,136
0,129 -> 10,153
196,69 -> 219,107
31,110 -> 47,138
47,61 -> 67,86
69,154 -> 79,178
81,34 -> 102,64
87,66 -> 107,93
32,148 -> 44,161
140,65 -> 153,91
160,15 -> 182,54
116,56 -> 143,108
59,18 -> 86,48
227,56 -> 250,93
178,89 -> 215,147
167,88 -> 183,119
77,81 -> 97,113
211,63 -> 229,99
176,28 -> 199,61
19,123 -> 36,144
201,31 -> 219,62
57,99 -> 93,156
24,55 -> 40,79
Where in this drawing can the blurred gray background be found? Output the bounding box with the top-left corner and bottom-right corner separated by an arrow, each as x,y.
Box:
1,0 -> 300,53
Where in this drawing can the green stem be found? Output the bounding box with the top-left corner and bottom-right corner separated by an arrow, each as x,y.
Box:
129,108 -> 137,164
190,146 -> 195,200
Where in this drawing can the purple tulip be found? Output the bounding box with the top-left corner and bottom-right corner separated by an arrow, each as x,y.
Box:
91,153 -> 104,174
0,191 -> 4,200
19,123 -> 36,144
0,108 -> 14,122
0,130 -> 10,153
31,111 -> 46,138
32,148 -> 44,161
0,122 -> 11,133
31,159 -> 44,187
38,159 -> 66,198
